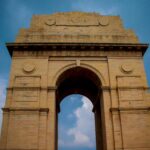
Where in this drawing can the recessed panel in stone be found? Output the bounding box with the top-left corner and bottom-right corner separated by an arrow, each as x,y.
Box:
118,89 -> 143,101
13,89 -> 39,102
15,76 -> 41,87
55,14 -> 99,26
117,76 -> 142,88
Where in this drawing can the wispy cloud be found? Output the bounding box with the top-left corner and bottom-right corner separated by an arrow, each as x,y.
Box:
59,96 -> 96,148
71,1 -> 119,15
0,77 -> 7,131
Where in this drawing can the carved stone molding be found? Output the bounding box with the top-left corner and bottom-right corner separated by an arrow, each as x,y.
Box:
110,107 -> 150,112
7,43 -> 148,57
23,62 -> 35,73
45,19 -> 56,26
99,16 -> 109,26
121,63 -> 133,73
2,107 -> 49,112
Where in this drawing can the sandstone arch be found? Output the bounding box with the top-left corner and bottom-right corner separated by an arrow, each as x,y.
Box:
0,12 -> 150,150
56,66 -> 104,150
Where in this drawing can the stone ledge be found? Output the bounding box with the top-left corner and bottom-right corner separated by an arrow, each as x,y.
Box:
2,107 -> 49,112
7,86 -> 57,90
6,42 -> 148,57
110,107 -> 150,112
101,86 -> 149,90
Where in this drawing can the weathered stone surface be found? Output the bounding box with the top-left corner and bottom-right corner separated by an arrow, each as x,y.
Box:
0,12 -> 150,150
16,12 -> 139,43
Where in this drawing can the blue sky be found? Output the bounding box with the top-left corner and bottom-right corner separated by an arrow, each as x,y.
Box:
59,95 -> 96,150
0,0 -> 150,150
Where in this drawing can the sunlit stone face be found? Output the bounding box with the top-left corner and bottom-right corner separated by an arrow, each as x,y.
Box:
0,12 -> 149,150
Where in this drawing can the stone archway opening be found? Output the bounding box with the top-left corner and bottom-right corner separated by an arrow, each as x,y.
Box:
56,67 -> 104,150
58,94 -> 96,150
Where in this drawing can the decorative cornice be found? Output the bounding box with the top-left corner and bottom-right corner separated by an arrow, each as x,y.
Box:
101,86 -> 148,91
6,86 -> 57,90
110,107 -> 150,112
6,42 -> 148,57
6,86 -> 149,91
48,86 -> 57,90
7,86 -> 57,90
2,107 -> 49,112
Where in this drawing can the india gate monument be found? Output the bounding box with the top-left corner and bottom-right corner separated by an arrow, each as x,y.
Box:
0,12 -> 150,150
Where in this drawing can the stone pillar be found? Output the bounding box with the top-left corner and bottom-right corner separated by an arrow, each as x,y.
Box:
94,101 -> 103,150
47,89 -> 57,150
0,110 -> 9,149
111,109 -> 123,150
101,89 -> 114,150
39,110 -> 48,150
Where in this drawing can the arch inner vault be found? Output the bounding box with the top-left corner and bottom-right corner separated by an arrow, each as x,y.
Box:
56,67 -> 103,150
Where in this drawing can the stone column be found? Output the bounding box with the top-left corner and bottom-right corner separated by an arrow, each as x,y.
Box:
47,88 -> 57,150
0,110 -> 9,149
101,88 -> 114,150
39,110 -> 48,150
111,109 -> 123,150
94,100 -> 103,150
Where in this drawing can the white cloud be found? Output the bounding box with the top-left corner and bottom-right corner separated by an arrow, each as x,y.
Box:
100,7 -> 119,15
67,113 -> 74,119
71,1 -> 119,15
0,77 -> 7,133
59,96 -> 96,148
69,95 -> 77,102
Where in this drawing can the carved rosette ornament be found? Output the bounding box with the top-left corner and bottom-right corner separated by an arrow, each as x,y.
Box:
45,19 -> 55,26
99,17 -> 109,26
121,63 -> 133,73
23,62 -> 35,73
